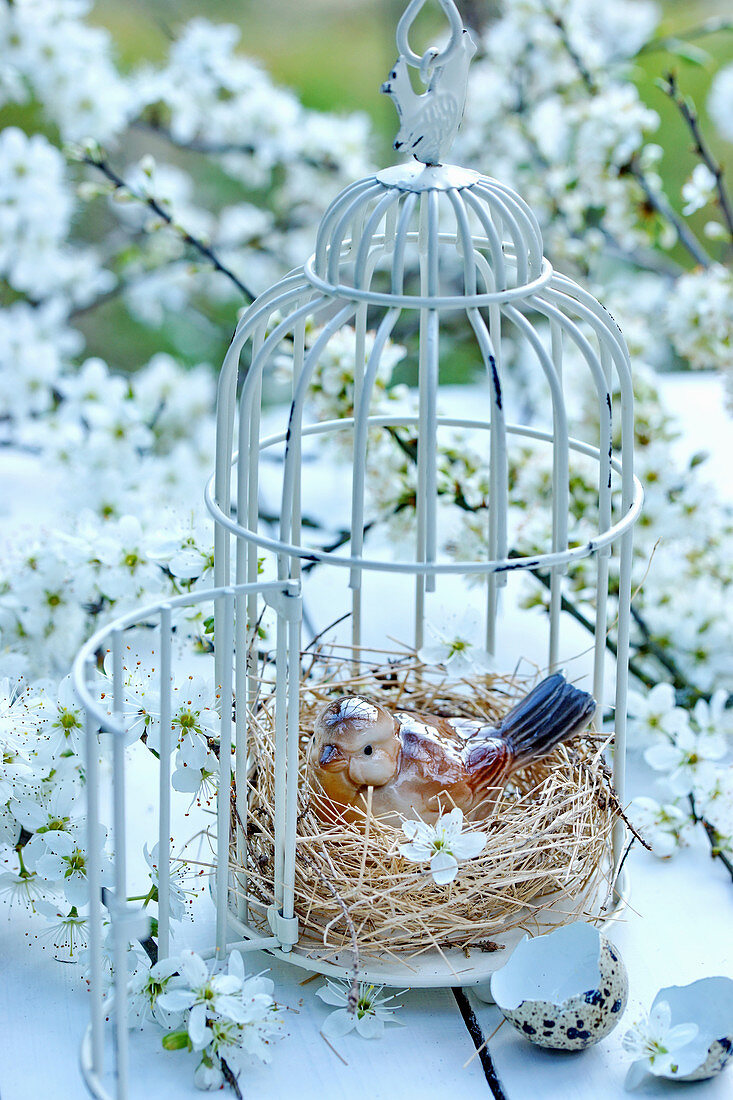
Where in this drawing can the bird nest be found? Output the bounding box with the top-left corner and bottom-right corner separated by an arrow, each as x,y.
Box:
231,648 -> 620,960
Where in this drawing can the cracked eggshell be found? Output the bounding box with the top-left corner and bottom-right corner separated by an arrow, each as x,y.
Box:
489,921 -> 628,1051
652,977 -> 733,1082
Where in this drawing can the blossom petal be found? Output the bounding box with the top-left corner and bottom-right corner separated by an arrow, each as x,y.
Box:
157,988 -> 197,1012
450,831 -> 487,860
227,950 -> 244,983
417,645 -> 450,666
648,1000 -> 672,1035
321,1008 -> 357,1038
211,974 -> 241,995
430,850 -> 458,884
399,842 -> 430,863
187,1001 -> 210,1049
178,949 -> 209,986
666,1022 -> 699,1050
316,983 -> 347,1007
644,743 -> 680,771
624,1060 -> 649,1090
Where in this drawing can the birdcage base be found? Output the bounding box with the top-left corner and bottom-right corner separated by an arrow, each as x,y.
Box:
225,868 -> 629,992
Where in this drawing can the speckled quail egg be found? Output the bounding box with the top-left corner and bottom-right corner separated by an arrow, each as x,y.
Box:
490,921 -> 628,1051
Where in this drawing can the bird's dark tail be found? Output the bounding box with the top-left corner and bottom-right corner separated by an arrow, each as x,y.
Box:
497,673 -> 596,766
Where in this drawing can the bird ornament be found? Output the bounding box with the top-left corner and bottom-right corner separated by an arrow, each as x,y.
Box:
307,673 -> 597,825
381,25 -> 476,166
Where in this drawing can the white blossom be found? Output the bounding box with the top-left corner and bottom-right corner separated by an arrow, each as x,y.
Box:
681,164 -> 717,216
628,796 -> 688,858
644,726 -> 727,797
626,683 -> 689,749
127,956 -> 183,1030
155,949 -> 281,1086
666,265 -> 733,374
418,613 -> 494,678
399,807 -> 487,885
316,979 -> 404,1040
622,1000 -> 699,1089
143,842 -> 191,923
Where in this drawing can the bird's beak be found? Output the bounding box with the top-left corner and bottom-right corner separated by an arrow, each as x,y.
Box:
319,743 -> 347,769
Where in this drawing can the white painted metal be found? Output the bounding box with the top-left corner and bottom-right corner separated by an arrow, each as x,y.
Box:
73,3 -> 642,1093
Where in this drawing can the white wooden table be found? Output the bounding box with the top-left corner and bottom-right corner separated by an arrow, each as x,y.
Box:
1,375 -> 731,1099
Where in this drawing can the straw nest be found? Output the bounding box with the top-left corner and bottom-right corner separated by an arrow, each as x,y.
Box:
232,649 -> 620,959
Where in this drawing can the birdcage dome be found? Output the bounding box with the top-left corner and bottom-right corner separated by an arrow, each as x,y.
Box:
205,155 -> 642,584
307,161 -> 549,305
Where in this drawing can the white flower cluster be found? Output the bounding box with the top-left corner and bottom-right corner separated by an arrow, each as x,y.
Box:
0,0 -> 131,142
628,686 -> 733,863
666,264 -> 733,375
457,0 -> 733,403
133,948 -> 282,1090
459,0 -> 662,266
0,127 -> 112,306
96,662 -> 222,804
0,675 -> 100,945
0,0 -> 385,991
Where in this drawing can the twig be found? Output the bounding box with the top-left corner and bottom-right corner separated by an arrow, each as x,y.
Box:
320,1031 -> 349,1066
689,794 -> 733,882
660,71 -> 733,244
140,935 -> 159,965
80,151 -> 256,302
613,836 -> 636,887
220,1057 -> 243,1100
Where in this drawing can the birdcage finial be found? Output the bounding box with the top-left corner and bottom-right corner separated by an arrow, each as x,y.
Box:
381,0 -> 476,167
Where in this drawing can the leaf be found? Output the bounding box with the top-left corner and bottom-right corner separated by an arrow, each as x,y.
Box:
203,616 -> 214,635
161,1029 -> 190,1051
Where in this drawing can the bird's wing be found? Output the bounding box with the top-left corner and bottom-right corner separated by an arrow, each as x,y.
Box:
461,738 -> 513,797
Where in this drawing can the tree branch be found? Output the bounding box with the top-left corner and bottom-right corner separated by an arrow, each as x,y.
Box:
81,151 -> 257,302
543,2 -> 598,94
546,4 -> 714,267
660,71 -> 733,244
628,158 -> 712,268
133,118 -> 344,175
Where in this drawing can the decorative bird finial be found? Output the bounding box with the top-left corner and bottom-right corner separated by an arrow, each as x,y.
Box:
381,0 -> 477,167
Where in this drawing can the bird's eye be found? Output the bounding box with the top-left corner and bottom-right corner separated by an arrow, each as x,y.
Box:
363,744 -> 373,756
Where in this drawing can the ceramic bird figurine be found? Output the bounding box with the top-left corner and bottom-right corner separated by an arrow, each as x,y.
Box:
381,27 -> 477,166
308,673 -> 596,824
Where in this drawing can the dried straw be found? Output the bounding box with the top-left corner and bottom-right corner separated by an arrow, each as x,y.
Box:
231,650 -> 618,959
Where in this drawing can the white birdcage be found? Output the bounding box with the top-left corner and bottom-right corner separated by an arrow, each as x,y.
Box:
73,2 -> 643,1096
